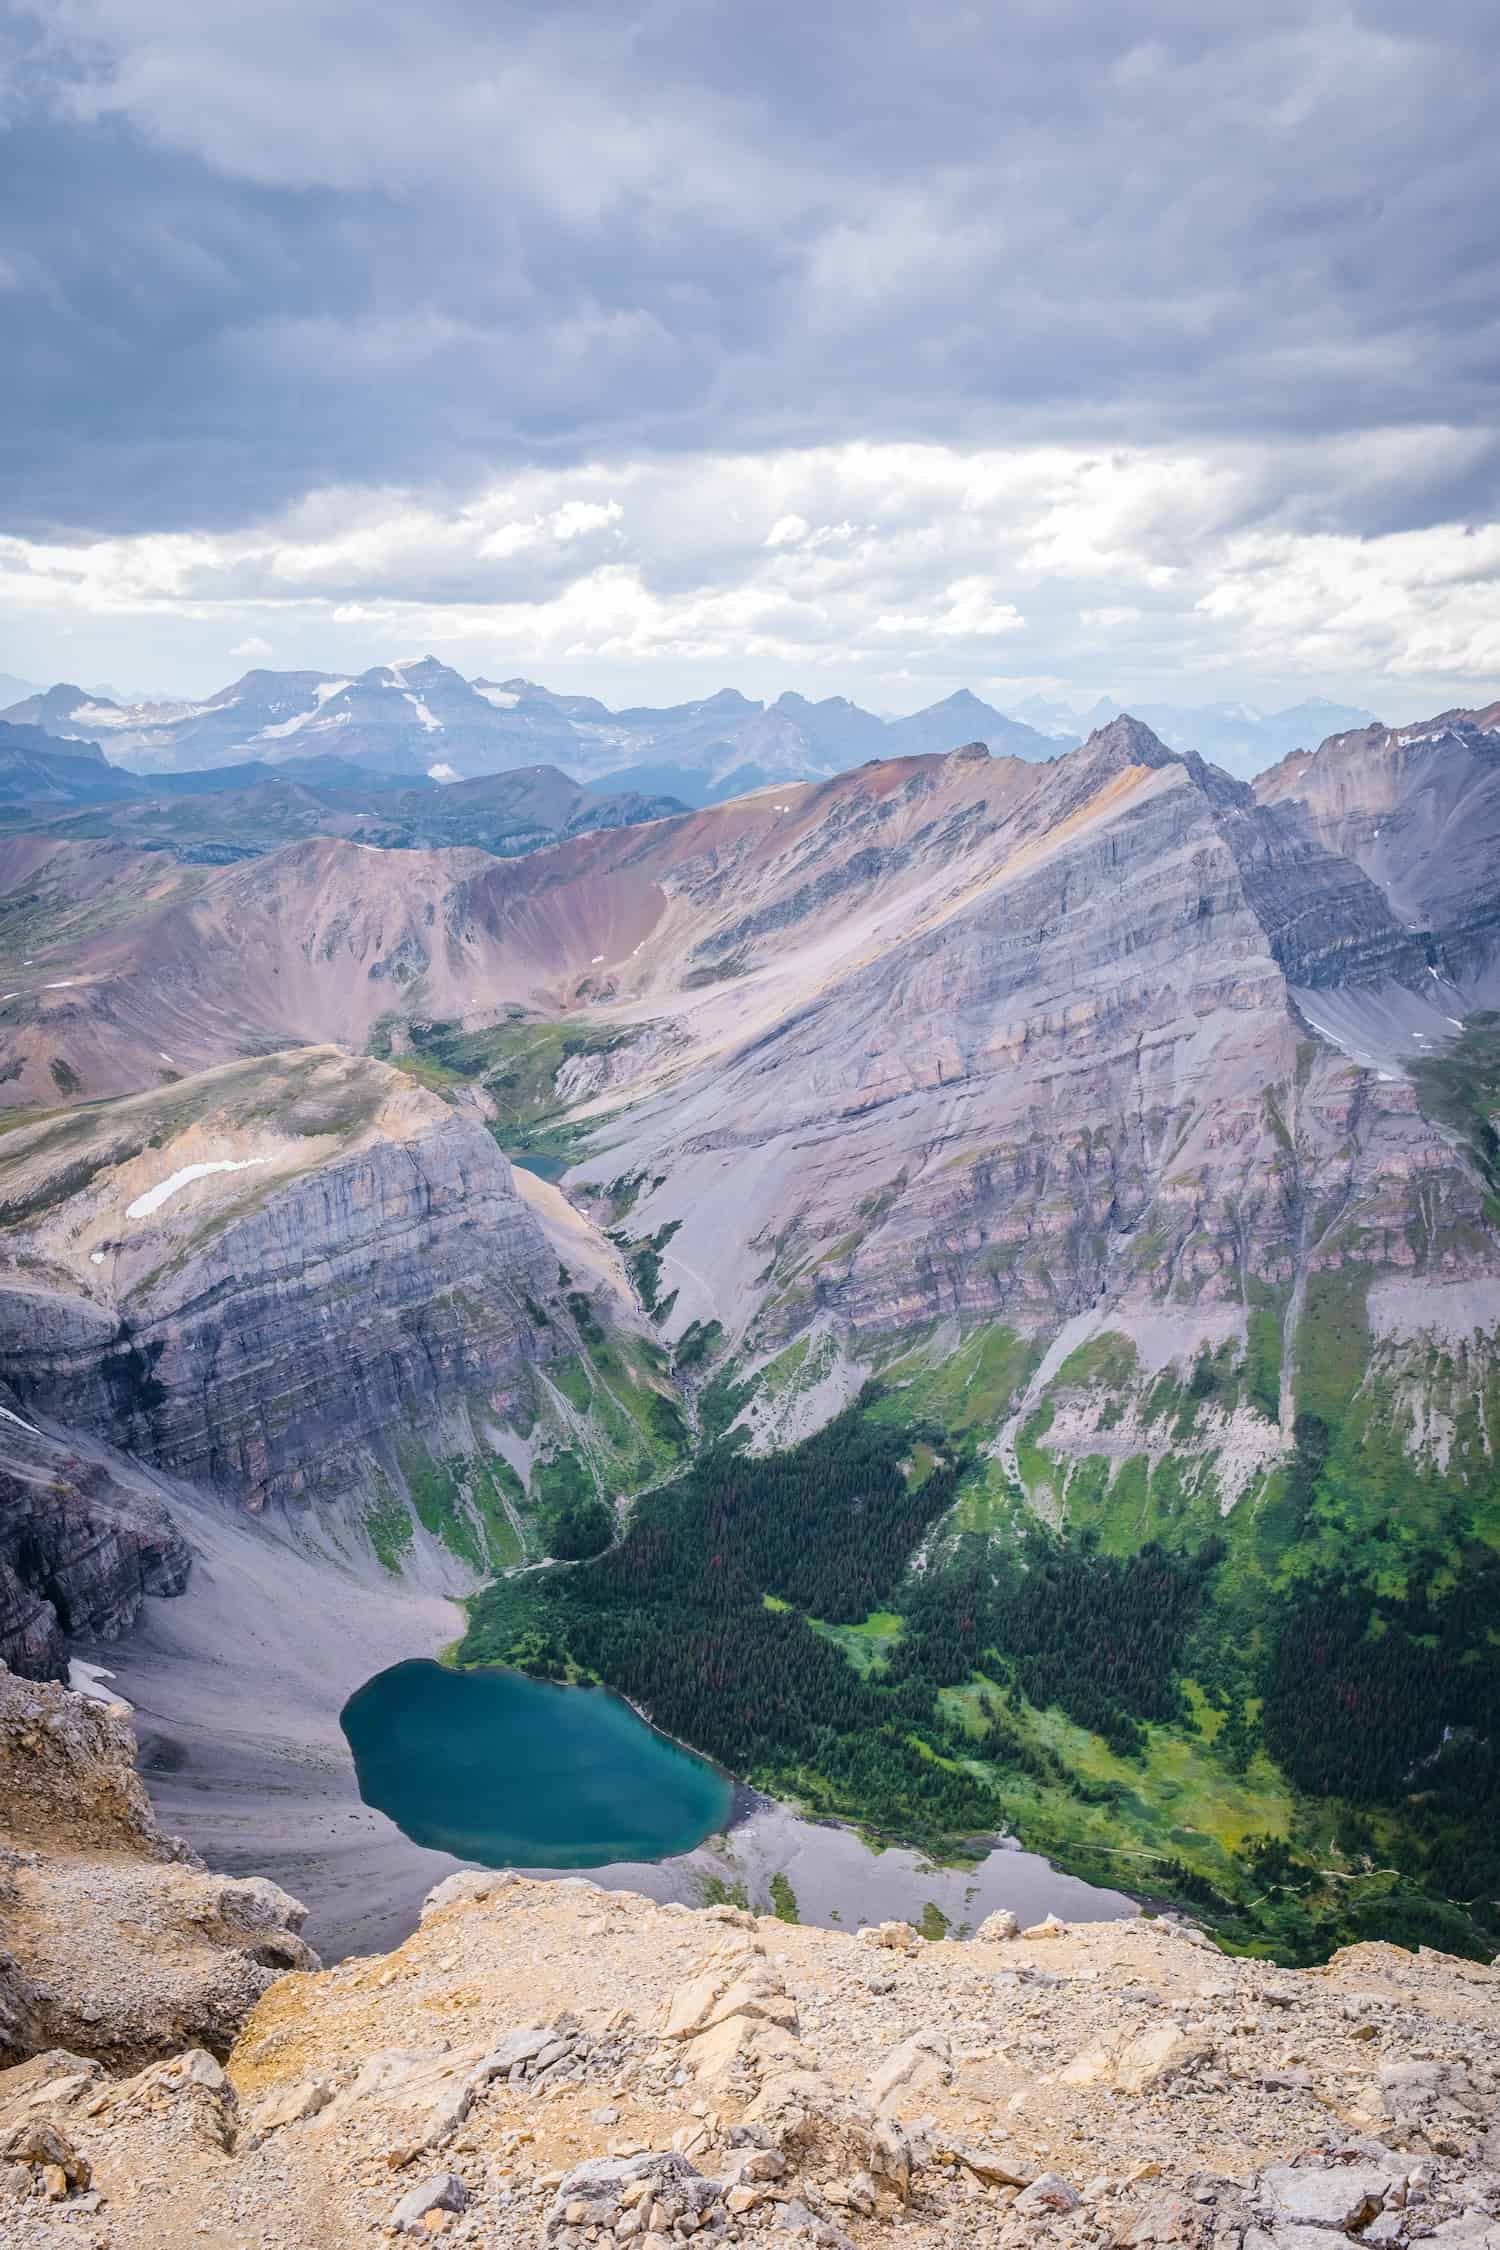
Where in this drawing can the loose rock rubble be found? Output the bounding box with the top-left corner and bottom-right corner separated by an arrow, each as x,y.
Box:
0,1664 -> 316,2070
0,1865 -> 1494,2250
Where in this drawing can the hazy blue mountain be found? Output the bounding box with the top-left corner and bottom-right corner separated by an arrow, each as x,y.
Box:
2,661 -> 1372,794
0,720 -> 143,808
880,689 -> 1057,761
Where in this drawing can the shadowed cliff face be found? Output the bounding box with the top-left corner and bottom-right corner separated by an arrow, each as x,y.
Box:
0,1408 -> 190,1679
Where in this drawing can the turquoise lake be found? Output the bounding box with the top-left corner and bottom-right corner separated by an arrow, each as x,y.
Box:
340,1659 -> 734,1867
506,1152 -> 571,1183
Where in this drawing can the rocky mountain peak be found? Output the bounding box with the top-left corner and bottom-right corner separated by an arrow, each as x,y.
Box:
1076,712 -> 1181,773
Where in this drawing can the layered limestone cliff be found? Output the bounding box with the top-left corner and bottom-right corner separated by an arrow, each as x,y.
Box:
0,1049 -> 560,1520
575,721 -> 1498,1389
3,714 -> 1499,1660
1255,700 -> 1500,962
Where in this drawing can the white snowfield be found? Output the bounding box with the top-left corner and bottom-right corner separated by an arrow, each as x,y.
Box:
402,690 -> 442,731
125,1157 -> 269,1219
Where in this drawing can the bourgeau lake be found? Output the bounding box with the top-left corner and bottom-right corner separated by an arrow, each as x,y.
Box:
341,1659 -> 1139,1936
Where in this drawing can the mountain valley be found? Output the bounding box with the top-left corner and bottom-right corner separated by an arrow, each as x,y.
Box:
14,9 -> 1500,2241
2,689 -> 1499,2052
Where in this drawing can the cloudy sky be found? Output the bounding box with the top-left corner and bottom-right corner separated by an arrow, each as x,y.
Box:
2,0 -> 1498,715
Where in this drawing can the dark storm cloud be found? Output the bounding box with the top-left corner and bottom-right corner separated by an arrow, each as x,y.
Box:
3,0 -> 1498,536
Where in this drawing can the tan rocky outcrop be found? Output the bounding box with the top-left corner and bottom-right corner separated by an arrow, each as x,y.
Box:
5,1871 -> 1496,2249
0,1665 -> 315,2071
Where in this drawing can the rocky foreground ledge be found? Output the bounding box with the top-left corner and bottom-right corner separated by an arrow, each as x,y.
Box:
2,1676 -> 1499,2250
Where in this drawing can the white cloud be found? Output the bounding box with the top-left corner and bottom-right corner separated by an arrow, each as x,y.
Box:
932,579 -> 1024,639
2,435 -> 1497,715
550,499 -> 622,542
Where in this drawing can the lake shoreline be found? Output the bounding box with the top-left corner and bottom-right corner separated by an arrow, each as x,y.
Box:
356,1655 -> 1143,1938
344,1658 -> 734,1869
98,1491 -> 1139,1963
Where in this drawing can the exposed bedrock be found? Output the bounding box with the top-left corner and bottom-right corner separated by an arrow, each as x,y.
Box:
585,733 -> 1492,1347
0,1070 -> 561,1520
1256,699 -> 1500,958
0,1664 -> 317,2068
0,1406 -> 190,1680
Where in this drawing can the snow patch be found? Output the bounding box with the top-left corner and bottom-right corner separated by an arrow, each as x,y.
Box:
68,1659 -> 129,1710
126,1157 -> 270,1219
472,683 -> 520,708
257,707 -> 316,740
70,701 -> 134,730
403,691 -> 442,732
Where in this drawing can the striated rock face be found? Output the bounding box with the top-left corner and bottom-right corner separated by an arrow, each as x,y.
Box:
2,709 -> 1498,1523
0,1048 -> 561,1518
578,718 -> 1491,1357
0,1404 -> 189,1679
1255,699 -> 1500,961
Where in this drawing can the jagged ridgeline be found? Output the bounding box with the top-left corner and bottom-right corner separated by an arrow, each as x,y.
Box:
2,705 -> 1500,1966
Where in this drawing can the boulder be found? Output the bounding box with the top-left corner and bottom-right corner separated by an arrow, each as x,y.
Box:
1015,2172 -> 1083,2215
391,2172 -> 468,2233
869,2027 -> 952,2114
857,1921 -> 920,1954
1060,2024 -> 1216,2095
0,2117 -> 90,2198
1113,2191 -> 1217,2248
248,2077 -> 334,2135
420,1870 -> 518,1921
774,2196 -> 854,2247
544,2152 -> 710,2242
1256,2163 -> 1398,2231
932,2136 -> 1032,2189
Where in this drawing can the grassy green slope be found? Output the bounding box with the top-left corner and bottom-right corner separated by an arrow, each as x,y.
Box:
457,1295 -> 1500,1965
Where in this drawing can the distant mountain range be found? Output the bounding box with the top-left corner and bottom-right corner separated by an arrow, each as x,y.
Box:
0,720 -> 684,863
2,661 -> 1384,798
0,663 -> 1060,795
1012,693 -> 1379,774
